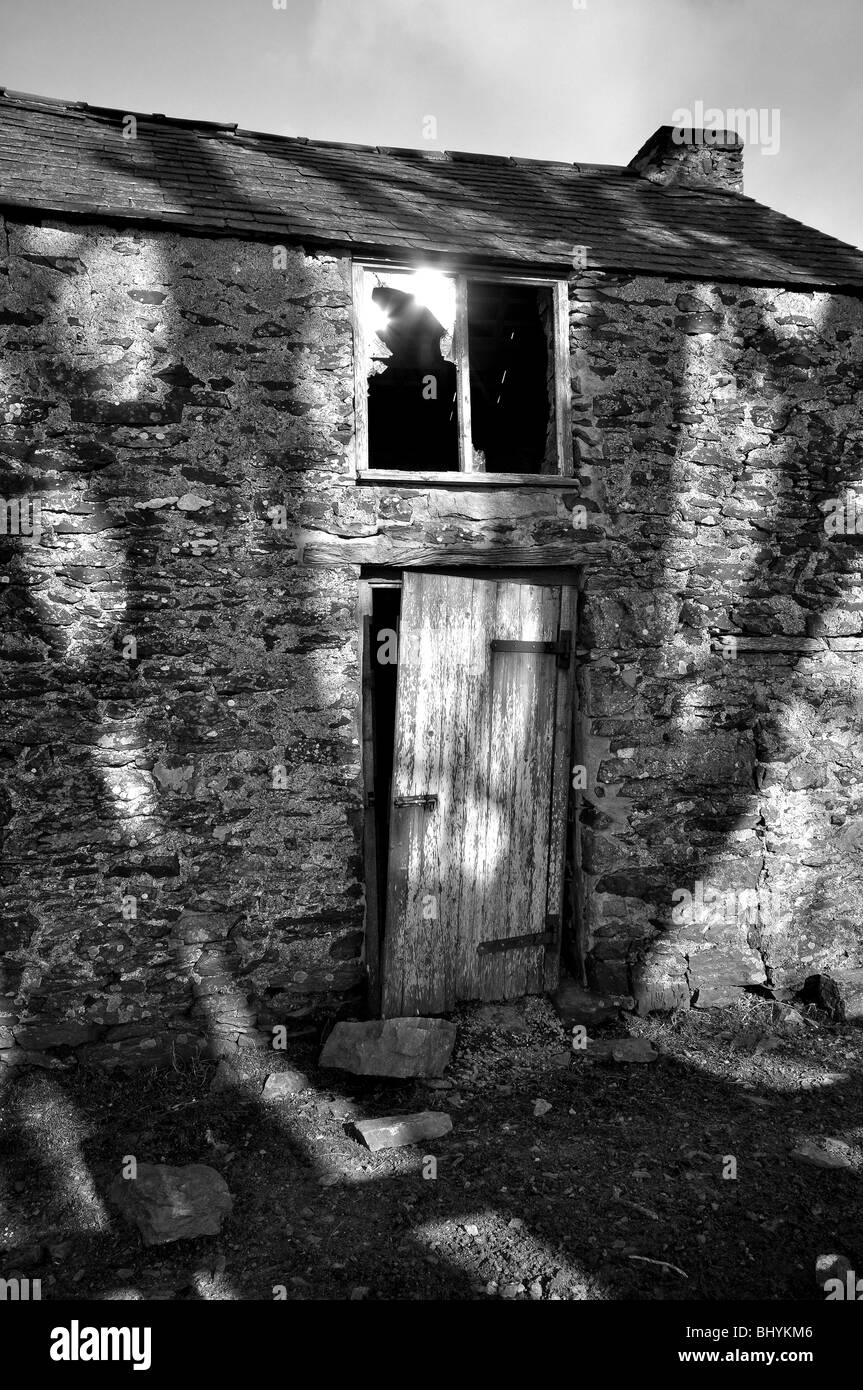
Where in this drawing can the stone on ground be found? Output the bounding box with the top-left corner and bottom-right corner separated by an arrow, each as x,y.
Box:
209,1059 -> 241,1093
475,1003 -> 530,1033
583,1037 -> 658,1064
815,1253 -> 852,1291
353,1110 -> 452,1152
791,1138 -> 857,1171
771,1002 -> 805,1030
320,1017 -> 456,1077
261,1069 -> 309,1099
804,969 -> 863,1022
551,982 -> 620,1028
110,1163 -> 233,1246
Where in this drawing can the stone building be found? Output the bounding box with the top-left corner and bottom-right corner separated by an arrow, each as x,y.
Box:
1,90 -> 862,1068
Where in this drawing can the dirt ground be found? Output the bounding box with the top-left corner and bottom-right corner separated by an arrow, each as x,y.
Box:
1,994 -> 861,1301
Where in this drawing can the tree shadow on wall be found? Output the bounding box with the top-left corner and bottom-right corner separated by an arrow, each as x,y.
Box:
71,109 -> 863,1005
1,127 -> 862,1300
579,284 -> 863,1005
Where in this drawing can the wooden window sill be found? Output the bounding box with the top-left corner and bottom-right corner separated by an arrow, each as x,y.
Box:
356,470 -> 577,488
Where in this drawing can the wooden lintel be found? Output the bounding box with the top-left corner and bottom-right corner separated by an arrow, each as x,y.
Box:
301,537 -> 608,570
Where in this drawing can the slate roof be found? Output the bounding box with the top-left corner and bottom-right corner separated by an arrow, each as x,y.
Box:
1,89 -> 863,289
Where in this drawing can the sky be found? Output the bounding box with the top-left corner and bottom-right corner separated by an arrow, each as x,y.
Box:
1,0 -> 861,248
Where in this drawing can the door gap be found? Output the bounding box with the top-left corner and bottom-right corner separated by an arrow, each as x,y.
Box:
370,586 -> 401,932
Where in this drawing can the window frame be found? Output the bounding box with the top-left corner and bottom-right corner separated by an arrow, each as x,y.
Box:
352,261 -> 574,485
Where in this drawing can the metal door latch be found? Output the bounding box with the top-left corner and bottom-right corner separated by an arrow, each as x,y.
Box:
392,793 -> 438,810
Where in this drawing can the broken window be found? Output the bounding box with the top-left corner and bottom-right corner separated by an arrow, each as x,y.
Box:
467,281 -> 557,474
364,269 -> 459,471
358,266 -> 569,478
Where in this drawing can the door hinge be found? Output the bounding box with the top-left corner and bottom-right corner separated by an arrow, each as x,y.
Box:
392,793 -> 438,810
490,631 -> 571,670
478,919 -> 559,956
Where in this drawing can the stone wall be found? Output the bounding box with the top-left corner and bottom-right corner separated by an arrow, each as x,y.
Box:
0,216 -> 364,1068
570,270 -> 863,1007
1,212 -> 862,1068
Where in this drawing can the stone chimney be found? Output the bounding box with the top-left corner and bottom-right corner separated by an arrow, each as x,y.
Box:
628,125 -> 744,194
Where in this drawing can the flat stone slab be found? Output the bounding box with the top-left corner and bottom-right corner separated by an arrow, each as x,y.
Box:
110,1163 -> 233,1246
353,1111 -> 453,1152
581,1037 -> 659,1064
320,1017 -> 456,1078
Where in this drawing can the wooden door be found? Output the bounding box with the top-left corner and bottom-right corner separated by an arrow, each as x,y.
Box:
381,573 -> 575,1017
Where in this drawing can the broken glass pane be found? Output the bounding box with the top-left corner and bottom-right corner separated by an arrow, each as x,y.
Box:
365,269 -> 459,471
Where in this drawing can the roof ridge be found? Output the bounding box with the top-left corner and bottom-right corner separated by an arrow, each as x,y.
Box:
0,87 -> 239,135
0,86 -> 638,171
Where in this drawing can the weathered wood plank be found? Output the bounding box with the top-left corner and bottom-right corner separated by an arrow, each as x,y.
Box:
544,584 -> 578,991
302,538 -> 607,570
477,582 -> 559,1003
554,279 -> 574,478
359,601 -> 381,1012
382,573 -> 461,1015
355,470 -> 581,487
351,261 -> 368,474
455,275 -> 475,472
361,565 -> 582,586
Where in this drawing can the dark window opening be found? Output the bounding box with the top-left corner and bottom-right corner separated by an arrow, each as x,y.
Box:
467,281 -> 556,474
370,586 -> 401,917
366,274 -> 459,471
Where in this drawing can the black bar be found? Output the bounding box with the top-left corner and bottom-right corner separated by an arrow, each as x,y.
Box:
477,931 -> 555,954
490,632 -> 571,668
